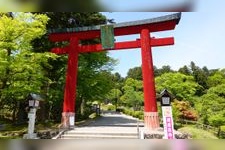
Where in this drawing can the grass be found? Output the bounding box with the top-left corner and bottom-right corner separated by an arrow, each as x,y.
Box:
178,125 -> 218,139
0,124 -> 27,139
0,121 -> 61,139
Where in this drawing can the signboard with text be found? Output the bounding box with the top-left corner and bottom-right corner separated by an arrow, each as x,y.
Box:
162,106 -> 175,139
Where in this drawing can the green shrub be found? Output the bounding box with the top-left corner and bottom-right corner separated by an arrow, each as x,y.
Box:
107,105 -> 115,111
219,126 -> 225,139
123,108 -> 132,116
220,126 -> 225,131
122,108 -> 144,120
127,110 -> 133,116
174,123 -> 183,130
133,111 -> 143,119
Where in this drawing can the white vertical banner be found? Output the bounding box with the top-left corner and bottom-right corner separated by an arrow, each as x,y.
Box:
162,106 -> 175,139
69,116 -> 75,126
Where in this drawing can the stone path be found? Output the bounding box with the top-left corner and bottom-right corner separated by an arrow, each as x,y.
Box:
60,111 -> 144,139
88,111 -> 143,127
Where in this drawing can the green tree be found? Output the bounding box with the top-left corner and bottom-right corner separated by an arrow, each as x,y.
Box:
76,57 -> 116,118
127,66 -> 142,80
106,88 -> 122,110
113,72 -> 124,83
111,72 -> 124,90
160,65 -> 174,74
155,72 -> 199,101
120,78 -> 143,111
153,66 -> 160,77
0,13 -> 56,123
178,65 -> 191,75
207,69 -> 225,88
200,84 -> 225,127
190,61 -> 208,95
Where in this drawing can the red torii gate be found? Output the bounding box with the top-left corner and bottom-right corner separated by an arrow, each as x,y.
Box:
48,13 -> 181,130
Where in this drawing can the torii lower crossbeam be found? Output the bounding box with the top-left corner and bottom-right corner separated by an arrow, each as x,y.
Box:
52,37 -> 174,54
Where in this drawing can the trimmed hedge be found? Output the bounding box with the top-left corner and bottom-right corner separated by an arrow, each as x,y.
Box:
122,108 -> 144,120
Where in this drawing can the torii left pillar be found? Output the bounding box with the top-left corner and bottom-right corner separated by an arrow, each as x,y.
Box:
61,37 -> 79,128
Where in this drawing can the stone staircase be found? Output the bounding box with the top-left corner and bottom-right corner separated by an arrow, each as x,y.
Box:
60,127 -> 139,139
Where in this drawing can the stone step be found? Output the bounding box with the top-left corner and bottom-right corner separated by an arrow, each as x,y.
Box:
65,131 -> 138,136
60,129 -> 139,139
61,134 -> 138,139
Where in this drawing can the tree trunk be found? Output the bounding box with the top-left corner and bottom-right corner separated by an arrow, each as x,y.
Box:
217,126 -> 221,137
36,101 -> 48,123
39,78 -> 50,122
80,98 -> 86,116
12,101 -> 17,123
115,98 -> 118,111
16,101 -> 28,125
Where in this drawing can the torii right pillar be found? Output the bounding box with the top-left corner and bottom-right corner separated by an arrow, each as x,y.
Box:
141,28 -> 159,130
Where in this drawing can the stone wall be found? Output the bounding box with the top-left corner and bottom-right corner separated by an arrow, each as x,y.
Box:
37,130 -> 60,139
144,133 -> 192,139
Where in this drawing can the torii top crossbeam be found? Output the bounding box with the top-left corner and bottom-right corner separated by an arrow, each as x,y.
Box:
49,13 -> 181,41
48,13 -> 181,130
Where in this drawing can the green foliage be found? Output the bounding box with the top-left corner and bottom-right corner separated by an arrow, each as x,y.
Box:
45,12 -> 106,29
120,78 -> 143,110
200,84 -> 225,127
108,89 -> 122,100
220,126 -> 225,131
190,62 -> 209,95
207,70 -> 225,88
208,114 -> 225,127
155,72 -> 199,101
1,52 -> 56,100
178,65 -> 191,75
122,108 -> 143,120
0,12 -> 115,123
158,65 -> 174,75
133,111 -> 144,120
127,66 -> 142,80
154,65 -> 174,77
101,104 -> 115,111
220,126 -> 225,138
106,88 -> 122,107
0,13 -> 55,117
111,72 -> 124,92
107,104 -> 116,111
0,13 -> 48,50
75,52 -> 116,118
